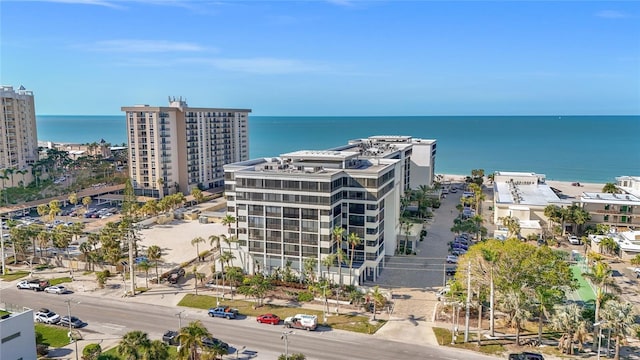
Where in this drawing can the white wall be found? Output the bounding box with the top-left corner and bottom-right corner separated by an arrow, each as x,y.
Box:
0,309 -> 37,360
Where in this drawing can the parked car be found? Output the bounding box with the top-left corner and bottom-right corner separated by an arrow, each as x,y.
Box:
446,255 -> 458,264
436,286 -> 450,301
568,235 -> 581,245
508,352 -> 545,360
44,285 -> 68,295
256,313 -> 280,325
208,307 -> 237,319
202,337 -> 229,351
163,268 -> 186,284
59,316 -> 83,328
34,308 -> 61,324
445,267 -> 457,276
162,330 -> 179,345
284,314 -> 317,331
633,267 -> 640,278
17,279 -> 49,291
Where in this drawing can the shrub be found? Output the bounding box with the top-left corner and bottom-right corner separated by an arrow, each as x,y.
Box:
83,343 -> 102,360
297,291 -> 314,302
102,269 -> 111,278
278,354 -> 305,360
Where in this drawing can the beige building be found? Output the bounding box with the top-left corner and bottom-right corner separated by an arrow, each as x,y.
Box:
122,97 -> 250,197
0,85 -> 39,186
580,192 -> 640,230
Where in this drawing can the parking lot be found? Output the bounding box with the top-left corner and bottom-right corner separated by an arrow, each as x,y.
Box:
375,183 -> 473,290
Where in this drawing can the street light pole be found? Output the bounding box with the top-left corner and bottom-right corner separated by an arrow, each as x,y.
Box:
176,310 -> 184,347
281,330 -> 293,360
0,218 -> 6,275
64,299 -> 79,360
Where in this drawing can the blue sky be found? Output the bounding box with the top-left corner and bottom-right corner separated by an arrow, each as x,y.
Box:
1,0 -> 639,116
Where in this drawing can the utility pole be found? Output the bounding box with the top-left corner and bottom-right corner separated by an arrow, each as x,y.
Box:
64,299 -> 79,360
0,217 -> 6,275
281,330 -> 293,359
464,261 -> 472,342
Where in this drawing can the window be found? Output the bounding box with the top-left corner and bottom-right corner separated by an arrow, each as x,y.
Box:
1,331 -> 20,343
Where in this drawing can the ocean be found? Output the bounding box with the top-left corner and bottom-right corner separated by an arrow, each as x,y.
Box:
36,115 -> 640,184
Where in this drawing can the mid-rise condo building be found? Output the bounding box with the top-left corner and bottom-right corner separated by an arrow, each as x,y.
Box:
122,98 -> 250,197
0,85 -> 39,184
224,135 -> 436,285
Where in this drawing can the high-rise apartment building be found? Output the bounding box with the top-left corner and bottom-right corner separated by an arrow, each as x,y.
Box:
0,85 -> 39,176
122,98 -> 250,197
224,136 -> 436,285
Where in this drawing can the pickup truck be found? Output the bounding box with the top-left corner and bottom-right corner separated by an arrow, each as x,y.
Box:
284,314 -> 317,331
17,279 -> 50,291
208,306 -> 237,319
162,330 -> 179,345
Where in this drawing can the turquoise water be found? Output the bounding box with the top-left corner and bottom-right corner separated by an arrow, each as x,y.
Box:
36,115 -> 640,183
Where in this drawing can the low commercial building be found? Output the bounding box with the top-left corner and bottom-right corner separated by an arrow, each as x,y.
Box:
588,230 -> 640,260
0,308 -> 37,360
492,171 -> 570,237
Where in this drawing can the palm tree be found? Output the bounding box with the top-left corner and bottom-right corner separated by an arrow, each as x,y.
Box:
347,232 -> 362,285
147,245 -> 162,284
82,196 -> 92,210
481,247 -> 500,337
117,330 -> 151,360
600,300 -> 637,360
177,321 -> 211,360
368,285 -> 386,320
602,183 -> 620,194
582,261 -> 622,349
550,304 -> 589,355
321,253 -> 337,282
303,257 -> 317,284
221,215 -> 236,237
145,340 -> 169,360
192,265 -> 200,295
208,235 -> 221,255
499,216 -> 521,239
599,237 -> 619,257
137,260 -> 152,288
498,288 -> 531,346
191,236 -> 205,262
332,225 -> 345,287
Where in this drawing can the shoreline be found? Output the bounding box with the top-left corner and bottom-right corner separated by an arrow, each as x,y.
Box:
439,173 -> 606,198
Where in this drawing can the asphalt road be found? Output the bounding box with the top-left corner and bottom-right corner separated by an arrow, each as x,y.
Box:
1,287 -> 501,360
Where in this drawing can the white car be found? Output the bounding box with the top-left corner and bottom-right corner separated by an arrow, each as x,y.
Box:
633,267 -> 640,278
446,255 -> 458,264
44,285 -> 67,295
568,235 -> 581,245
34,309 -> 61,324
16,280 -> 32,289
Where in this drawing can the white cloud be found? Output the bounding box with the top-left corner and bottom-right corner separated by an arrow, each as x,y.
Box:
29,0 -> 124,9
595,10 -> 630,19
184,57 -> 331,74
88,40 -> 207,53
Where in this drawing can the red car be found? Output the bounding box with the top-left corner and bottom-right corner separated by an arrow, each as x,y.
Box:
256,313 -> 280,325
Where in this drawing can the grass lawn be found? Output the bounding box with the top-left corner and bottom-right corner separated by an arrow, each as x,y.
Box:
0,270 -> 29,281
102,345 -> 177,359
432,327 -> 504,355
49,277 -> 73,286
0,310 -> 10,317
35,323 -> 72,347
178,294 -> 385,334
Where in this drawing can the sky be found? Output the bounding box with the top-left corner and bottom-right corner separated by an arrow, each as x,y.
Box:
1,0 -> 639,116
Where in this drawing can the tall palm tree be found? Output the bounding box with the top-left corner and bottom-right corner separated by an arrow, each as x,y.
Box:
321,253 -> 337,282
600,300 -> 637,360
347,232 -> 362,285
147,245 -> 162,284
191,236 -> 205,262
137,260 -> 152,288
117,330 -> 151,360
208,235 -> 221,255
499,216 -> 521,239
332,225 -> 345,287
177,320 -> 211,360
582,261 -> 622,350
550,304 -> 589,355
221,215 -> 236,237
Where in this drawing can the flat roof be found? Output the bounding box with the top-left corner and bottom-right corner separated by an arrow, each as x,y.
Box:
281,150 -> 359,161
495,181 -> 564,206
581,192 -> 640,204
